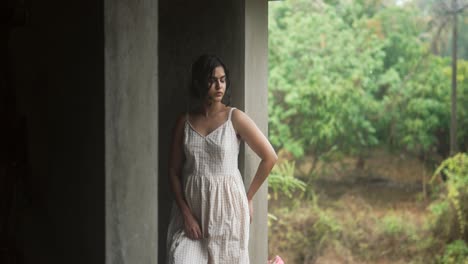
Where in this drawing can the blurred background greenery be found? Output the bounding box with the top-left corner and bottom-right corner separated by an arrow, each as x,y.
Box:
267,0 -> 468,263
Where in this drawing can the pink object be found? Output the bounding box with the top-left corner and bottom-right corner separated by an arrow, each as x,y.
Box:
268,255 -> 285,264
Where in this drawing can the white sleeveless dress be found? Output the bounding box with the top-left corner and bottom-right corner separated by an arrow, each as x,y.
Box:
166,107 -> 250,264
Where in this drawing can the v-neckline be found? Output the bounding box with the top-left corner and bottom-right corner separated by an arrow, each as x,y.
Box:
186,119 -> 230,139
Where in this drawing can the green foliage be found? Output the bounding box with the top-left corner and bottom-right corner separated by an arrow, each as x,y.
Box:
431,153 -> 468,239
269,0 -> 383,159
445,60 -> 468,151
380,214 -> 409,235
387,56 -> 450,152
268,0 -> 468,262
437,11 -> 468,60
369,6 -> 451,153
310,194 -> 343,243
268,196 -> 342,263
269,0 -> 468,164
269,190 -> 433,263
439,240 -> 468,264
429,200 -> 450,218
269,160 -> 306,200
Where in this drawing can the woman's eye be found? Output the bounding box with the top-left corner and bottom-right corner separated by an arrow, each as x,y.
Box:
208,77 -> 225,84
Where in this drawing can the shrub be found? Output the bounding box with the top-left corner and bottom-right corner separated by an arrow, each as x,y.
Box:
439,240 -> 468,264
430,153 -> 468,241
269,160 -> 306,200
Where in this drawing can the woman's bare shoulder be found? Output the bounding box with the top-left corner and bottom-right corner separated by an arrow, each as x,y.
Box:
231,107 -> 260,136
231,107 -> 250,122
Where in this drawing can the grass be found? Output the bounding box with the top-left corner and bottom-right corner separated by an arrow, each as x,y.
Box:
269,192 -> 437,263
268,149 -> 464,263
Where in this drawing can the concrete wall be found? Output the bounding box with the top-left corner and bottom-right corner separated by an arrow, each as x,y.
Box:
105,0 -> 159,263
8,0 -> 105,263
8,0 -> 159,263
158,0 -> 268,262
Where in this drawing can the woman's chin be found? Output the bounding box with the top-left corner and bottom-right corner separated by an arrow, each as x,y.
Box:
212,96 -> 224,102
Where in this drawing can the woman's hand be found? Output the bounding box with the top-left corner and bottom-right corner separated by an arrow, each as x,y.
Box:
248,199 -> 254,224
183,212 -> 202,240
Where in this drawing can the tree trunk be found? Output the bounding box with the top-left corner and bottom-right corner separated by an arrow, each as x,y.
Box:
450,0 -> 458,156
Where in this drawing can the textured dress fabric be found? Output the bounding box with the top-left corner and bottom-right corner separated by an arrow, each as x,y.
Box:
166,107 -> 250,264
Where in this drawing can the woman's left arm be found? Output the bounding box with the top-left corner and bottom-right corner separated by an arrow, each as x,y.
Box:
232,109 -> 278,221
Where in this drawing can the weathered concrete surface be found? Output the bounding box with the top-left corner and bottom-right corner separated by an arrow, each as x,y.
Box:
105,0 -> 159,263
243,1 -> 269,263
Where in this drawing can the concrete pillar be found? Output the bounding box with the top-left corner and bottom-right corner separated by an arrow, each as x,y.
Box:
243,0 -> 269,262
8,0 -> 159,263
105,0 -> 159,263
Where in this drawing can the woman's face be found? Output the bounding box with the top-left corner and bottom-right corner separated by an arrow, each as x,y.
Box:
206,66 -> 226,103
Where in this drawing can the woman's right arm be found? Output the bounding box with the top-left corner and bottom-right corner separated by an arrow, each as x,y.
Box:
168,114 -> 202,240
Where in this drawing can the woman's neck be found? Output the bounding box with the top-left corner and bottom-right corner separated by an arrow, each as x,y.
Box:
200,101 -> 226,118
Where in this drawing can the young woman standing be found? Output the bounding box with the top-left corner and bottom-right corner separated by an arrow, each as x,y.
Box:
166,54 -> 277,264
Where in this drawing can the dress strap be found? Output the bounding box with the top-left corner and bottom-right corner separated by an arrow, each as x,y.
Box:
228,107 -> 236,121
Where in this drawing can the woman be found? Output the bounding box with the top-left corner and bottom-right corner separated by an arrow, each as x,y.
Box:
166,54 -> 277,263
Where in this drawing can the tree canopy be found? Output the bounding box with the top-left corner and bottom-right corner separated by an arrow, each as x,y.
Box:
268,0 -> 468,162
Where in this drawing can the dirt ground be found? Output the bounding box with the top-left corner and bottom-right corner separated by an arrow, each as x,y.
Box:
269,148 -> 438,263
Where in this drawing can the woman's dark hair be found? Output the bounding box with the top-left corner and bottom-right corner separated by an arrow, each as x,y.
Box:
189,54 -> 231,106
